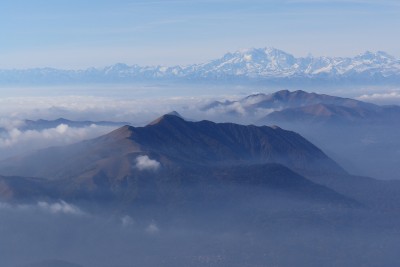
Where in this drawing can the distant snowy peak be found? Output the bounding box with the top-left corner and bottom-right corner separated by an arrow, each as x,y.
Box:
139,47 -> 399,79
198,47 -> 400,78
356,51 -> 395,62
217,47 -> 296,66
0,47 -> 399,84
193,48 -> 298,77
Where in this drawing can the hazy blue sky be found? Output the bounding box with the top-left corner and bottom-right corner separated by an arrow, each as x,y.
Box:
0,0 -> 399,68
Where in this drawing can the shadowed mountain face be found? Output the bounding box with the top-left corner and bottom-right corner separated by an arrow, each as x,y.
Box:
0,114 -> 344,180
130,115 -> 344,173
0,162 -> 353,210
0,114 -> 350,208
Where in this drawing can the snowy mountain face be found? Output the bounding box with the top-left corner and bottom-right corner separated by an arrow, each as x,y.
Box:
1,48 -> 400,84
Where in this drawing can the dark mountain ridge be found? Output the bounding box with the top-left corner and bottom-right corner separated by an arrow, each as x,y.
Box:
0,114 -> 352,209
0,114 -> 345,180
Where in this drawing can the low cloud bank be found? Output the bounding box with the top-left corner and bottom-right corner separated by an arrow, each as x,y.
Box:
0,200 -> 84,216
358,91 -> 400,104
0,123 -> 117,160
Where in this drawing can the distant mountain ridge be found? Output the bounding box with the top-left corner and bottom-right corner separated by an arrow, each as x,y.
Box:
250,90 -> 400,124
202,89 -> 400,124
1,48 -> 399,84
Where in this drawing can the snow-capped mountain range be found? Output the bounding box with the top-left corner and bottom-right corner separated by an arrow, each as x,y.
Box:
1,47 -> 400,84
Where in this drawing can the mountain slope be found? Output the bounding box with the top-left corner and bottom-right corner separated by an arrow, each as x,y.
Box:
0,114 -> 345,180
0,162 -> 354,209
0,114 -> 354,208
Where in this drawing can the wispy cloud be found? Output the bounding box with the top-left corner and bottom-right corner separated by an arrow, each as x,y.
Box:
357,91 -> 400,104
0,200 -> 85,216
37,201 -> 84,215
145,221 -> 160,234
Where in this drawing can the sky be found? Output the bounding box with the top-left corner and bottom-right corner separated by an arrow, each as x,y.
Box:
0,0 -> 399,69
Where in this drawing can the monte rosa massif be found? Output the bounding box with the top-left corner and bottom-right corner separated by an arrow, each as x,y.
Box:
1,48 -> 399,84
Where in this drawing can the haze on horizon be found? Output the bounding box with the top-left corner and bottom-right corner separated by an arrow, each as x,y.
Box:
0,0 -> 399,69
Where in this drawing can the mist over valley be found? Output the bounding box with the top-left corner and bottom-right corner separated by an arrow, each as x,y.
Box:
1,88 -> 400,266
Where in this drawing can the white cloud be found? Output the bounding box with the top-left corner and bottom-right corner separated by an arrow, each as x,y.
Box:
145,222 -> 160,234
202,99 -> 277,123
0,123 -> 118,160
135,155 -> 161,171
55,123 -> 69,134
